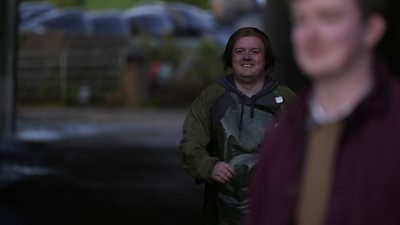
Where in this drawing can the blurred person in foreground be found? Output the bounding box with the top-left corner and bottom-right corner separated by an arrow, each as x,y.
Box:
245,0 -> 400,225
179,27 -> 296,225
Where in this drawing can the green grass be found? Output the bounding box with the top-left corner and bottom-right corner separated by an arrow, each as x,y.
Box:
23,0 -> 208,11
82,0 -> 209,10
82,0 -> 146,10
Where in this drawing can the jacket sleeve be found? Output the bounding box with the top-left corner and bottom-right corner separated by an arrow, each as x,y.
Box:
179,85 -> 223,183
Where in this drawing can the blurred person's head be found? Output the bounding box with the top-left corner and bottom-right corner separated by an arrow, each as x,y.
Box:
222,27 -> 275,84
288,0 -> 387,80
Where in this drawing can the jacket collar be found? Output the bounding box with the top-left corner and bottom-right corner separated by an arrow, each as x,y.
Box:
350,57 -> 391,119
287,56 -> 393,131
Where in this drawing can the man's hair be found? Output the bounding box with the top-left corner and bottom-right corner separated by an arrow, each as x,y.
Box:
222,27 -> 275,72
285,0 -> 387,18
356,0 -> 387,18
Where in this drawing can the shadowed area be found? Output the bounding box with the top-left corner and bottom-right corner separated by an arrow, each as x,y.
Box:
0,108 -> 203,225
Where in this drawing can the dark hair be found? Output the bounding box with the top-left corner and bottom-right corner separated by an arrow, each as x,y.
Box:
356,0 -> 387,18
222,27 -> 275,72
285,0 -> 387,18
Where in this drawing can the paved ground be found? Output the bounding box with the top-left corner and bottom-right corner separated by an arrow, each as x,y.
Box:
15,106 -> 188,148
1,106 -> 204,225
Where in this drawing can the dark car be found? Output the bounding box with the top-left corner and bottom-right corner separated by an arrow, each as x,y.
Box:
19,1 -> 55,24
122,2 -> 216,37
86,10 -> 129,36
207,12 -> 264,48
19,8 -> 92,34
166,3 -> 216,36
122,3 -> 174,37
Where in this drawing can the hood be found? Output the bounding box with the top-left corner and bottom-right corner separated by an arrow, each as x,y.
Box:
218,73 -> 279,99
217,73 -> 280,131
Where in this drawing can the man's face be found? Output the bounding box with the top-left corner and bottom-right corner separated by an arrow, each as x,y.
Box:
231,36 -> 266,84
290,0 -> 369,79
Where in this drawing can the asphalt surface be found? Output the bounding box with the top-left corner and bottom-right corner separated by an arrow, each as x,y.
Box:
14,106 -> 188,148
1,106 -> 204,225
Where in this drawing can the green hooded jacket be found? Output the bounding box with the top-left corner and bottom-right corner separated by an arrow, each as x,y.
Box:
180,74 -> 296,225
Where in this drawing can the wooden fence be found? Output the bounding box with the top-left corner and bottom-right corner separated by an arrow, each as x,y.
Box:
17,47 -> 128,104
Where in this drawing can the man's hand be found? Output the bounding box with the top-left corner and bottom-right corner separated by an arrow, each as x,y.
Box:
211,161 -> 235,183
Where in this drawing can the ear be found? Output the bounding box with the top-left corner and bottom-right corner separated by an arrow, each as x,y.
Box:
364,14 -> 386,49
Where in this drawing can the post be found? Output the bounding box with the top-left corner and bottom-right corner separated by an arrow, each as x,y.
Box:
0,0 -> 18,141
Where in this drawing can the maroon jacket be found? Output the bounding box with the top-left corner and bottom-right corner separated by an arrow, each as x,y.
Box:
245,61 -> 400,225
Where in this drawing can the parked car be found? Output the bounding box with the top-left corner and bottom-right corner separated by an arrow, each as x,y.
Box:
122,3 -> 175,37
166,3 -> 216,36
19,8 -> 92,34
86,10 -> 129,36
206,12 -> 264,48
19,1 -> 55,24
122,2 -> 216,37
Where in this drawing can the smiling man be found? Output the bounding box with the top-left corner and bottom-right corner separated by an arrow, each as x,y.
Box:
179,27 -> 295,225
245,0 -> 400,225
